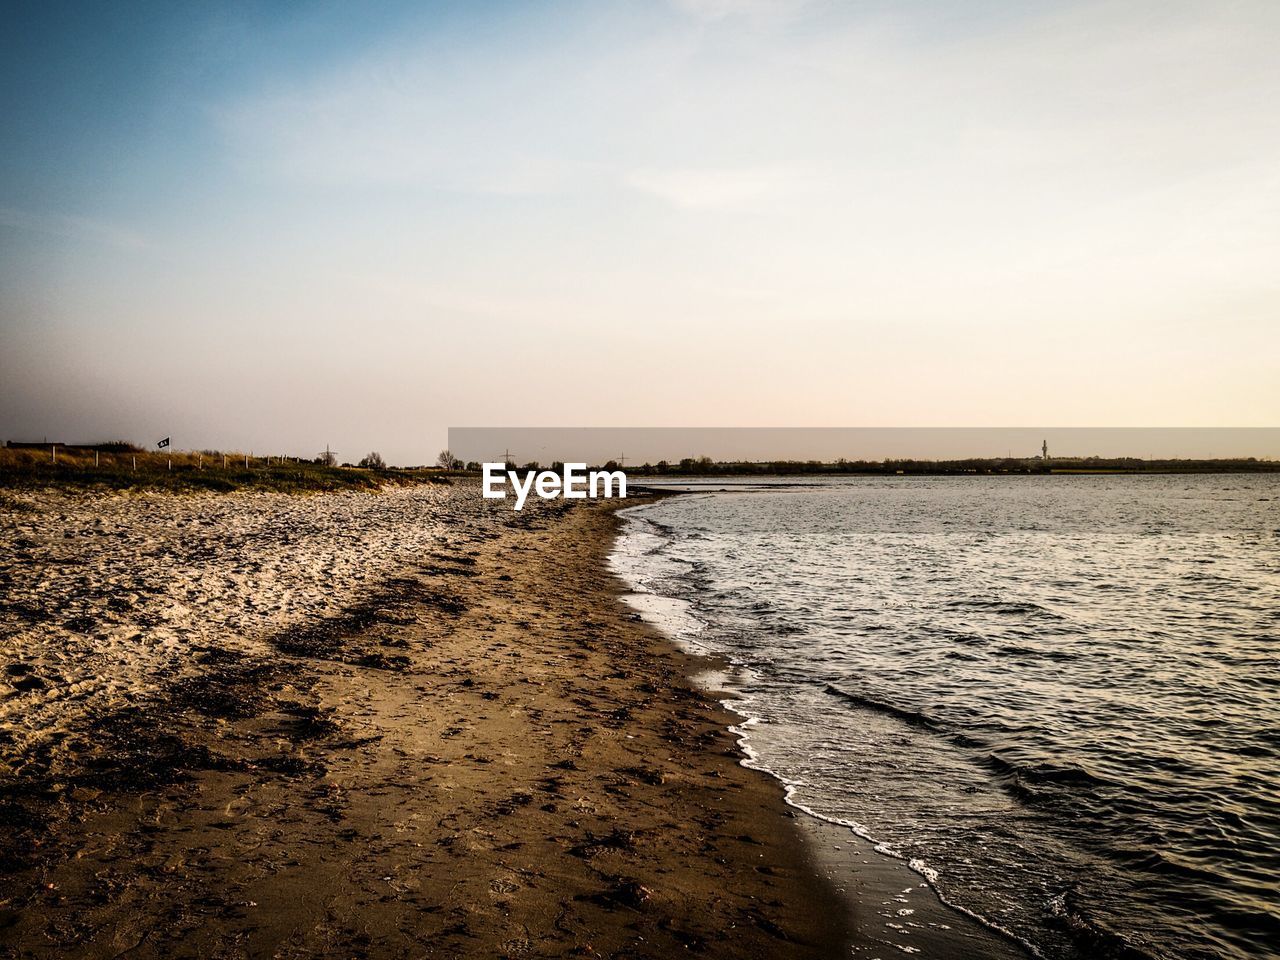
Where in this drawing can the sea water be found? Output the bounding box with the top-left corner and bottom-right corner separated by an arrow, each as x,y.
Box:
611,475 -> 1280,960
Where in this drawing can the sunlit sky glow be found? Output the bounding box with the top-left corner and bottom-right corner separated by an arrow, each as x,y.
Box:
2,1 -> 1277,464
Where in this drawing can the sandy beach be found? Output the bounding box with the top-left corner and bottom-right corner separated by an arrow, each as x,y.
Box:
0,483 -> 463,766
0,483 -> 852,958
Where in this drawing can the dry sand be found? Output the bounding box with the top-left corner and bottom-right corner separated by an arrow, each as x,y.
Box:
0,483 -> 1026,959
0,484 -> 471,767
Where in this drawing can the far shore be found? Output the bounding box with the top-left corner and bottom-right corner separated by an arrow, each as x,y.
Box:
4,443 -> 1276,503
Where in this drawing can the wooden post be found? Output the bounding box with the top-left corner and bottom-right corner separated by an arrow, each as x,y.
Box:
223,454 -> 227,469
168,458 -> 171,471
51,444 -> 56,464
95,450 -> 99,467
132,455 -> 136,471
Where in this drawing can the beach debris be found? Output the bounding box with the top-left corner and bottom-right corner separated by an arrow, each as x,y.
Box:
583,876 -> 652,910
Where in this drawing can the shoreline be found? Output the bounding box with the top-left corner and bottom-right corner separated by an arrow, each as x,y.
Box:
1,482 -> 1040,958
2,487 -> 849,957
613,497 -> 1034,960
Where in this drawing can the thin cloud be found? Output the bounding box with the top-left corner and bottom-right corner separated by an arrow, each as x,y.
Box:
212,29 -> 619,194
0,207 -> 150,250
667,0 -> 818,24
624,167 -> 796,211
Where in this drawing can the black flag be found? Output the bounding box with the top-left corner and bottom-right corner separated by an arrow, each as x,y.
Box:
157,437 -> 170,449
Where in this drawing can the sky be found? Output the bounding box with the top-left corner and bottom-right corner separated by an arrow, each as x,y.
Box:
2,0 -> 1277,465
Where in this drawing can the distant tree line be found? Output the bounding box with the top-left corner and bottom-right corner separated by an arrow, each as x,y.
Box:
613,456 -> 1279,475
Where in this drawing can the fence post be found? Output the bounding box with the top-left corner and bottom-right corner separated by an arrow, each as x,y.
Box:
95,450 -> 99,467
51,444 -> 56,464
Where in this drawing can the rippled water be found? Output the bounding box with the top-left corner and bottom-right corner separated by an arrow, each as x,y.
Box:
612,475 -> 1280,960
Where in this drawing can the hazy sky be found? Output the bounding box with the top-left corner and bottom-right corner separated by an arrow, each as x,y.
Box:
2,0 -> 1277,464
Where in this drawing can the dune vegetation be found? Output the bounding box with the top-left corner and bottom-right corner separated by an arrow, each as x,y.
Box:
0,444 -> 448,494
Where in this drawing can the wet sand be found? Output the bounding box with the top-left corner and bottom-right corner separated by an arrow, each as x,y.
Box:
1,485 -> 1026,958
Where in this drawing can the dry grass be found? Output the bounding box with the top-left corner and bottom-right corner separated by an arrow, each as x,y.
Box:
0,446 -> 448,494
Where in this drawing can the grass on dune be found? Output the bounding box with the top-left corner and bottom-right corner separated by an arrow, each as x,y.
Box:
0,447 -> 450,494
